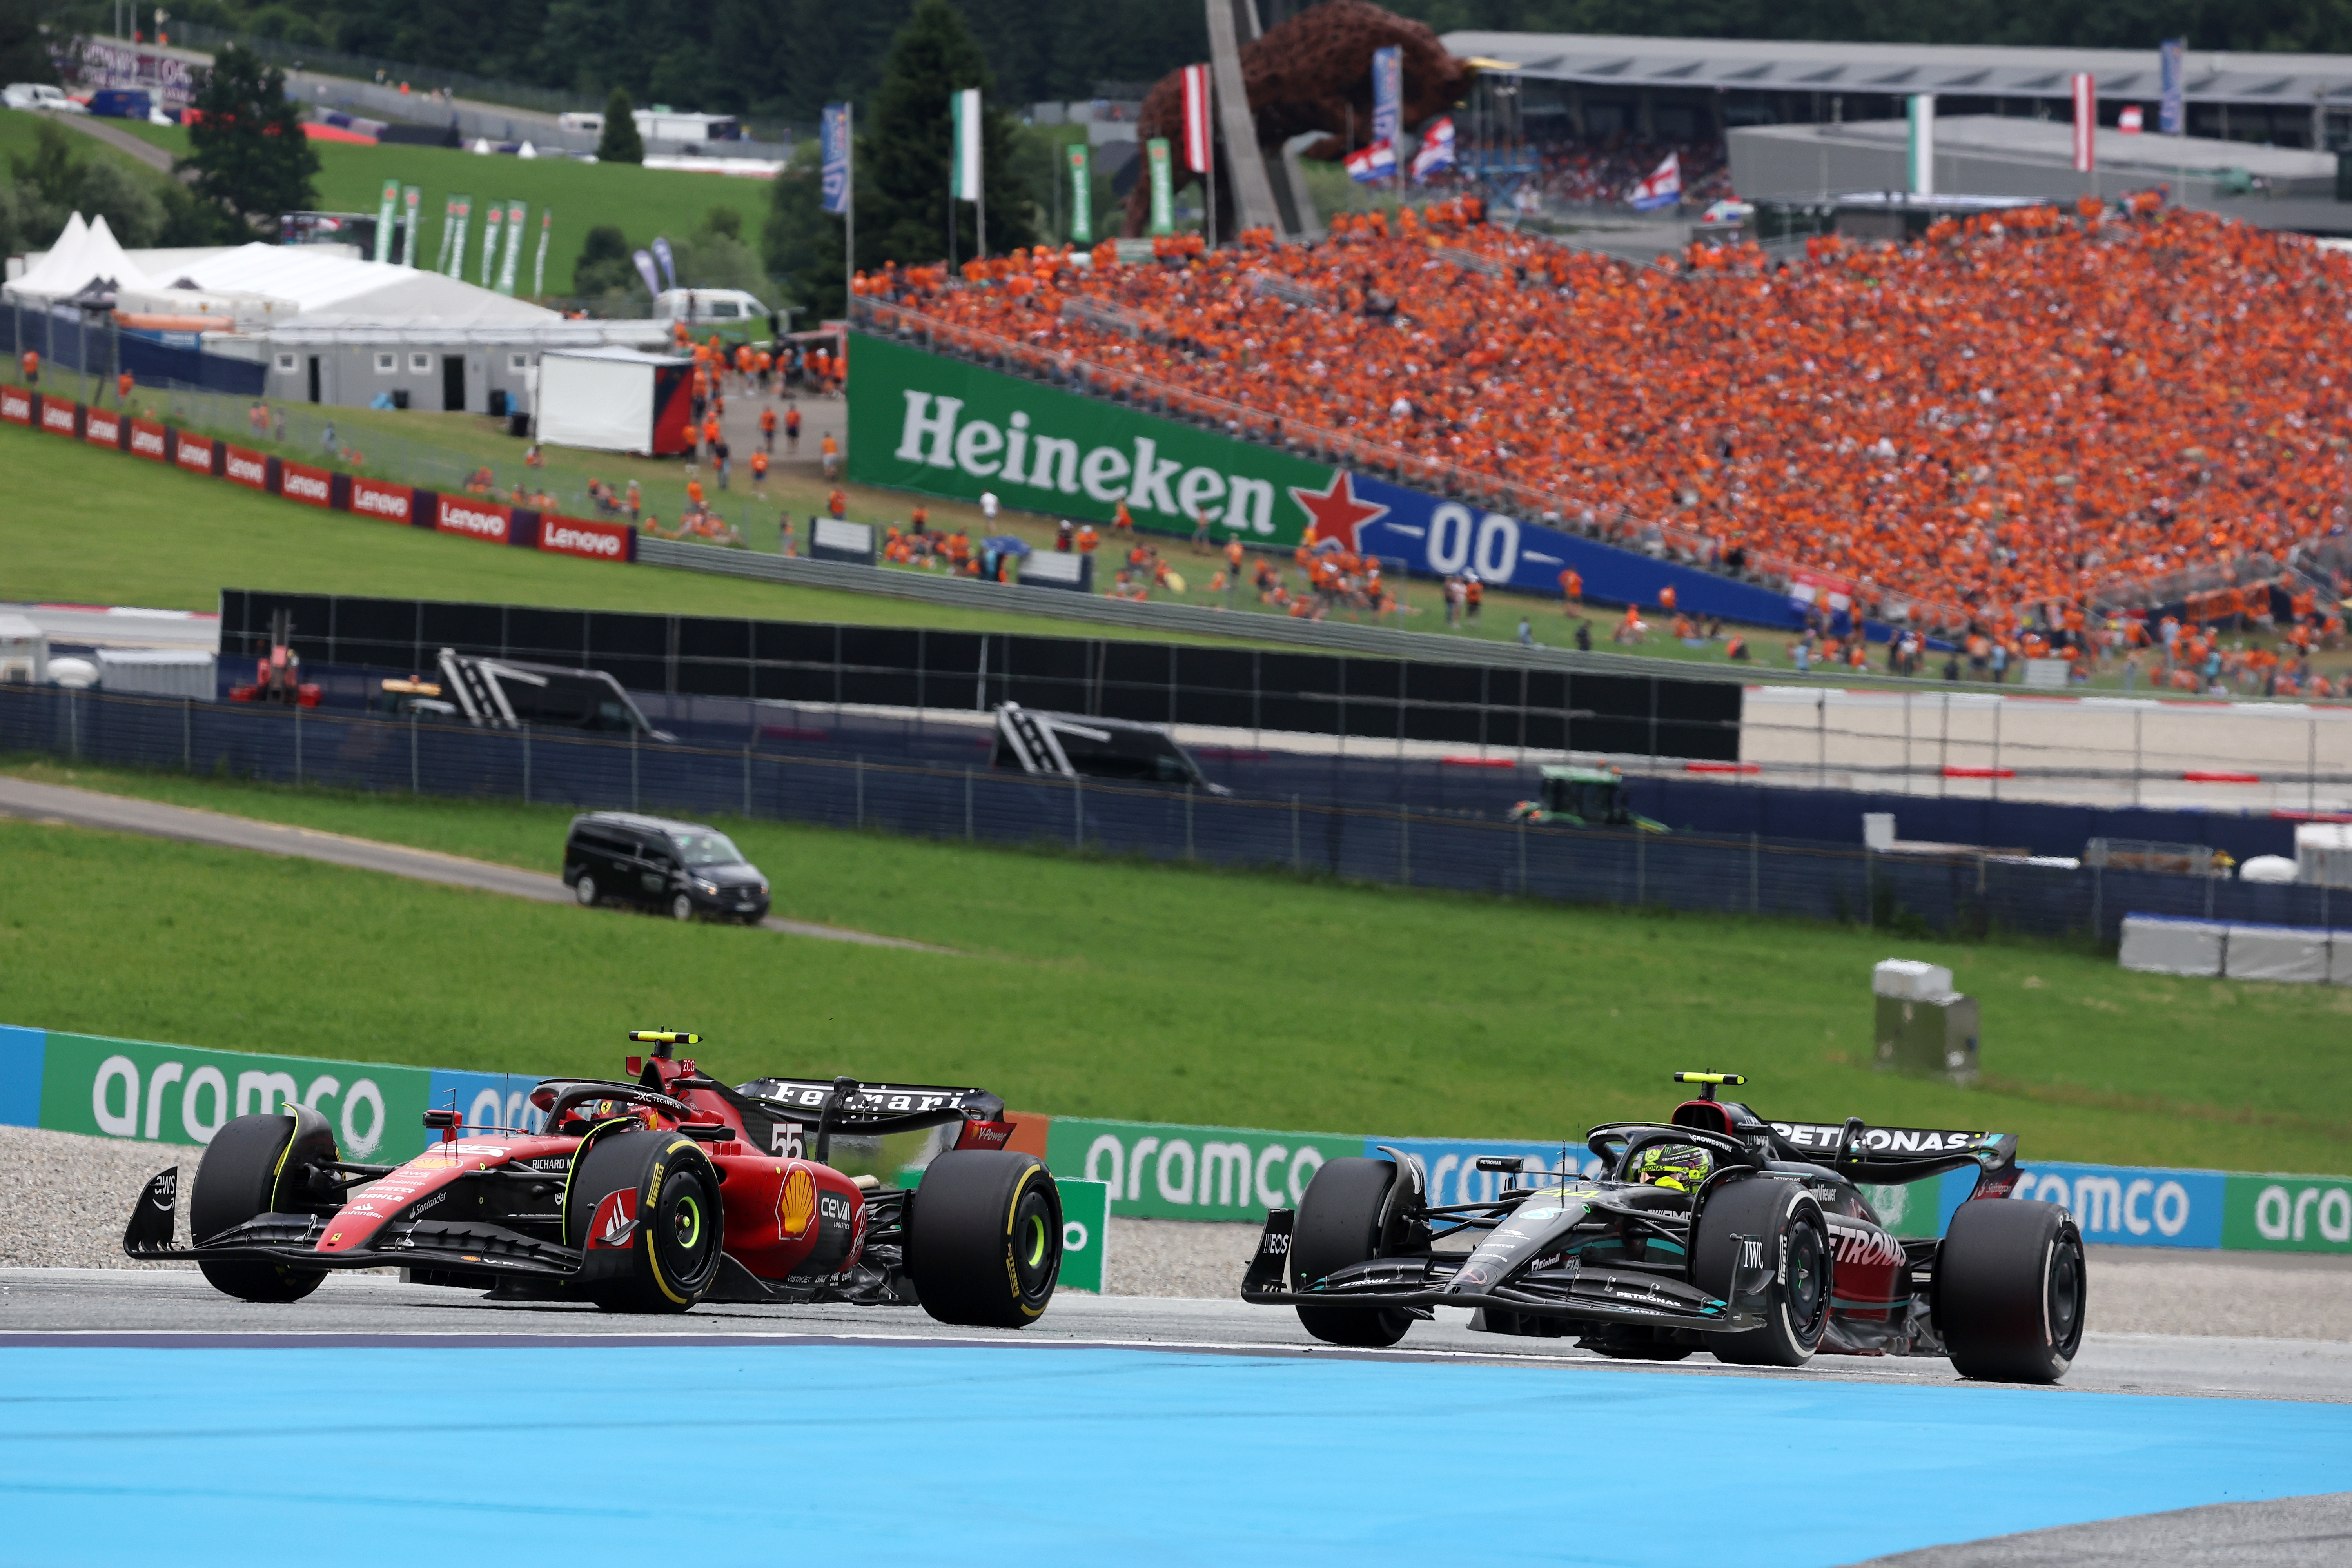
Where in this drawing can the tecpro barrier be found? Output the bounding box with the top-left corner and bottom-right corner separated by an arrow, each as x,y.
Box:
2,1024 -> 2335,1252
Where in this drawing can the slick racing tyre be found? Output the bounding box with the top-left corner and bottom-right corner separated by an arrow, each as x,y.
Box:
566,1129 -> 723,1314
906,1151 -> 1062,1328
189,1107 -> 340,1303
1291,1156 -> 1414,1349
1937,1199 -> 2085,1384
1692,1176 -> 1831,1367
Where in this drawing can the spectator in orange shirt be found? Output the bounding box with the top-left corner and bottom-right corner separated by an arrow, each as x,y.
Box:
826,486 -> 847,518
820,432 -> 839,480
760,405 -> 777,452
1560,568 -> 1582,612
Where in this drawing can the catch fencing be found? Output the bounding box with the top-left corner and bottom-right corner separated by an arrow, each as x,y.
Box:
13,685 -> 2352,945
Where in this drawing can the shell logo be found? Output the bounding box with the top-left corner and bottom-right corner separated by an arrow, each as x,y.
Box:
777,1166 -> 817,1239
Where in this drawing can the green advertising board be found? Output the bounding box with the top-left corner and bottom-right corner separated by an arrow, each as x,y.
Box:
1057,1178 -> 1109,1291
1043,1116 -> 1364,1222
847,330 -> 1329,544
36,1029 -> 432,1163
2223,1172 -> 2352,1254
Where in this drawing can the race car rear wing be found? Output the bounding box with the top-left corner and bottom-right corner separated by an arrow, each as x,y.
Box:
733,1076 -> 1008,1133
1766,1118 -> 2018,1192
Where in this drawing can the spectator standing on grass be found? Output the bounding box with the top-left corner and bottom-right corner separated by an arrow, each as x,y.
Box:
779,516 -> 796,556
1989,641 -> 2008,684
1575,621 -> 1592,652
1056,519 -> 1074,552
750,448 -> 768,495
785,405 -> 801,447
116,370 -> 132,406
1464,572 -> 1484,625
1191,508 -> 1210,551
1560,567 -> 1581,613
715,437 -> 731,490
687,476 -> 704,510
1443,575 -> 1463,628
272,407 -> 286,443
820,432 -> 840,479
827,487 -> 847,519
911,503 -> 929,534
18,349 -> 36,386
980,491 -> 998,523
625,479 -> 642,521
760,405 -> 777,452
1517,617 -> 1534,648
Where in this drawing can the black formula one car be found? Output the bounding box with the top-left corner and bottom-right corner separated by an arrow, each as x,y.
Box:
1243,1072 -> 2085,1383
124,1031 -> 1063,1326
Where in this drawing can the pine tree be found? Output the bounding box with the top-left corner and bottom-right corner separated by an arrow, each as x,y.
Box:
179,45 -> 320,236
858,0 -> 1036,271
597,87 -> 645,164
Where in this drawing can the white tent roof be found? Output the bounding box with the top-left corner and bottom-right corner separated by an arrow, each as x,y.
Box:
109,242 -> 559,328
6,214 -> 151,301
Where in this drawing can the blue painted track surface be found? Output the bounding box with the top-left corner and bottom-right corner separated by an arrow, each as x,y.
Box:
4,1344 -> 2348,1567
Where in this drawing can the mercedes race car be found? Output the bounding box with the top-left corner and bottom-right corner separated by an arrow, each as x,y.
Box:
1243,1071 -> 2085,1383
124,1031 -> 1063,1326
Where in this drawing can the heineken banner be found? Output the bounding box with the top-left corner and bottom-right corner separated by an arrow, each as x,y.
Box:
1066,142 -> 1092,244
1146,137 -> 1174,234
374,178 -> 399,263
531,207 -> 552,296
480,201 -> 505,288
496,200 -> 526,295
445,196 -> 471,278
848,331 -> 1803,624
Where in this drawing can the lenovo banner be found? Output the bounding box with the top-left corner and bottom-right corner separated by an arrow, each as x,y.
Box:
38,397 -> 79,439
223,445 -> 270,491
849,330 -> 1804,623
278,459 -> 335,508
83,408 -> 122,448
172,430 -> 218,477
128,418 -> 169,461
348,475 -> 415,524
435,494 -> 512,544
536,513 -> 634,562
0,386 -> 31,425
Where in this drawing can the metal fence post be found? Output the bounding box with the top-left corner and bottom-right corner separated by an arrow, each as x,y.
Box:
182,696 -> 191,771
1292,794 -> 1302,872
631,732 -> 640,811
410,710 -> 418,793
2204,867 -> 2215,920
1517,818 -> 1527,895
1399,805 -> 1410,887
293,699 -> 303,784
742,743 -> 750,817
2310,718 -> 2319,815
964,767 -> 974,840
1073,773 -> 1083,850
1862,844 -> 1873,927
1636,829 -> 1646,906
1749,832 -> 1759,915
855,755 -> 864,828
1185,784 -> 1195,860
523,728 -> 532,806
2092,863 -> 2103,946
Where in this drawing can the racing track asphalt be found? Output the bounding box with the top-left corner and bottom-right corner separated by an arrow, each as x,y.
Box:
2,1275 -> 2350,1568
0,775 -> 947,951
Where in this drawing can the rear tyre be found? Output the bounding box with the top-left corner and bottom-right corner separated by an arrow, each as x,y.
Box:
574,874 -> 599,906
670,893 -> 695,922
190,1107 -> 339,1303
1691,1176 -> 1831,1367
1938,1200 -> 2085,1384
1291,1156 -> 1414,1349
566,1130 -> 723,1314
906,1151 -> 1062,1328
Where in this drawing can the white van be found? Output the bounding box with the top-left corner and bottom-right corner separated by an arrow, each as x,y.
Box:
3,83 -> 85,113
653,287 -> 770,325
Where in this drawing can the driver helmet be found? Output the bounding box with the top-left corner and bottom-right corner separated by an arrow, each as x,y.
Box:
1629,1142 -> 1714,1192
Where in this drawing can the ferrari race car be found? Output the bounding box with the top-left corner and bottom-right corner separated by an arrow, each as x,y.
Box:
1243,1071 -> 2085,1383
124,1031 -> 1063,1326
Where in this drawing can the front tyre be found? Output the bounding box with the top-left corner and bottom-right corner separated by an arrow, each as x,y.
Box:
189,1107 -> 339,1303
670,892 -> 695,922
1692,1176 -> 1831,1367
574,873 -> 599,907
1938,1199 -> 2085,1384
1291,1156 -> 1414,1349
906,1151 -> 1062,1328
566,1130 -> 723,1314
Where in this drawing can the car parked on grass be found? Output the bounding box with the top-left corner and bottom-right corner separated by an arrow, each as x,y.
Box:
4,83 -> 85,112
564,811 -> 769,923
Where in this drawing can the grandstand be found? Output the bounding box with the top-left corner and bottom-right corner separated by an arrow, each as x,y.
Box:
853,196 -> 2352,672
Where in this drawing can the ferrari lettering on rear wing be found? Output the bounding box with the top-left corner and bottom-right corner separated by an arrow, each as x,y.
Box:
737,1078 -> 1003,1120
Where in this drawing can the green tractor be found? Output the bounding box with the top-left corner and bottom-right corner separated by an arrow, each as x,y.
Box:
1507,766 -> 1670,832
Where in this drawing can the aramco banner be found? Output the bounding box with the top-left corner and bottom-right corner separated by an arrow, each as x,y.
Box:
847,330 -> 1802,625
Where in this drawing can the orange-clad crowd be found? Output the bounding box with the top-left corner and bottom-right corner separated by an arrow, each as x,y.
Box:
853,194 -> 2352,637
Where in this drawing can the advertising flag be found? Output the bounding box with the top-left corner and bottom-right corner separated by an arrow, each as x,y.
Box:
820,101 -> 851,215
531,207 -> 552,296
445,196 -> 471,278
1370,45 -> 1401,148
651,236 -> 677,290
951,87 -> 983,202
1907,94 -> 1935,196
1627,152 -> 1681,210
479,200 -> 503,287
1409,115 -> 1454,181
1180,63 -> 1212,174
2159,39 -> 2185,136
1146,137 -> 1175,234
1067,142 -> 1093,243
2072,73 -> 2096,173
1345,139 -> 1396,183
631,248 -> 661,298
373,177 -> 398,263
399,185 -> 421,267
495,200 -> 526,295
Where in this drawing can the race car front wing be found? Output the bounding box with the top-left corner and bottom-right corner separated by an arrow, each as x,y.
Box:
1240,1208 -> 1775,1335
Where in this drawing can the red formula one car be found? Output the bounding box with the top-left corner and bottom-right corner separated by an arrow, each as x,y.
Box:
124,1032 -> 1063,1325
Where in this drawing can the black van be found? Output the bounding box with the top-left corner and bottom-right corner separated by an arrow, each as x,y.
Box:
563,812 -> 770,923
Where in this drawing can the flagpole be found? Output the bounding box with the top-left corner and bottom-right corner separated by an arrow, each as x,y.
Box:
1206,72 -> 1216,252
844,102 -> 854,314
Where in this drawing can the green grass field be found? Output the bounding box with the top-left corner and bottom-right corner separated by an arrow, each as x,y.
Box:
81,115 -> 770,298
6,757 -> 2347,1174
0,419 -> 1238,643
